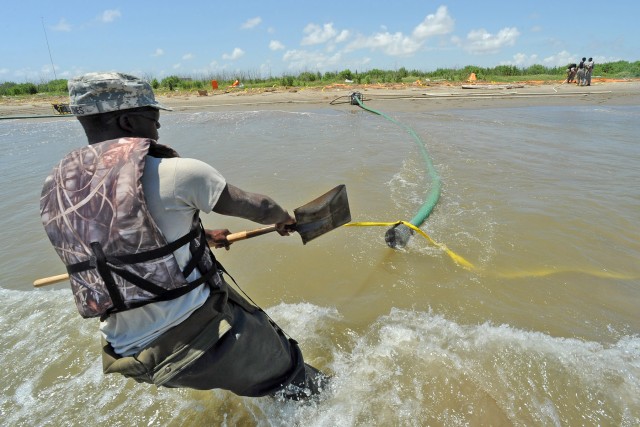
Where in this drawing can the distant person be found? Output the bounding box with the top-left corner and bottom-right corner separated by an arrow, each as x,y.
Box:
585,57 -> 595,86
566,63 -> 577,83
40,72 -> 328,400
577,57 -> 586,86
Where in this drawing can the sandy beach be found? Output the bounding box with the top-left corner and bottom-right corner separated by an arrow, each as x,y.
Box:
1,79 -> 639,118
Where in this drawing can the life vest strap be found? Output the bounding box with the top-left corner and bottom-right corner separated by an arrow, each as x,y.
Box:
110,266 -> 168,296
181,225 -> 208,279
90,242 -> 126,311
66,225 -> 199,274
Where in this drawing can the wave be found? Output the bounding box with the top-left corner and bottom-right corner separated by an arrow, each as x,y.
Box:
2,288 -> 638,426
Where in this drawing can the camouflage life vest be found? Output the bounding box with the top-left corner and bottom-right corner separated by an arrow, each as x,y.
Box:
40,138 -> 219,318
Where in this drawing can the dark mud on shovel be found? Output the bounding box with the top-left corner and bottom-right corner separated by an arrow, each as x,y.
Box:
294,184 -> 351,244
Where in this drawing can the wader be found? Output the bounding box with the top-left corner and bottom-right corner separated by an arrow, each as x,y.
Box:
101,275 -> 324,398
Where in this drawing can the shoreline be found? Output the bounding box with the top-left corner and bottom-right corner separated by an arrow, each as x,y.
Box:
1,79 -> 639,118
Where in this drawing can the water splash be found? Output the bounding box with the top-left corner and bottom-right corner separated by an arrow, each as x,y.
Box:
2,289 -> 638,426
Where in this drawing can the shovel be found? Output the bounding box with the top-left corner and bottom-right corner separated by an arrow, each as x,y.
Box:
33,185 -> 351,287
225,184 -> 351,244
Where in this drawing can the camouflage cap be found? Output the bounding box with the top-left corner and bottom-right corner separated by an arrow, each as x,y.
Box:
68,72 -> 171,116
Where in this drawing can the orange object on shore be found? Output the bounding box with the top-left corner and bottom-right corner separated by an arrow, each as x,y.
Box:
211,80 -> 218,90
468,73 -> 477,81
231,80 -> 239,87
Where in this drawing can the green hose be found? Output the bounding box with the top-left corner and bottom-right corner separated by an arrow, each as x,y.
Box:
352,93 -> 442,248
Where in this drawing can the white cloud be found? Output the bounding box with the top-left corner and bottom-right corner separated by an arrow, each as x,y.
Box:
542,50 -> 576,66
14,68 -> 35,79
241,17 -> 262,29
287,7 -> 453,66
344,7 -> 453,57
0,68 -> 8,75
51,18 -> 71,32
543,52 -> 617,68
223,48 -> 245,60
346,31 -> 422,56
152,48 -> 165,57
101,9 -> 121,23
173,63 -> 181,69
335,30 -> 350,43
282,48 -> 371,72
501,52 -> 539,66
182,53 -> 194,60
462,27 -> 520,54
282,49 -> 343,70
301,23 -> 338,45
260,62 -> 274,76
412,5 -> 454,40
269,40 -> 285,51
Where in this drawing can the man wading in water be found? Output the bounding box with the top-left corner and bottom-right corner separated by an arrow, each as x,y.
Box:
40,72 -> 327,400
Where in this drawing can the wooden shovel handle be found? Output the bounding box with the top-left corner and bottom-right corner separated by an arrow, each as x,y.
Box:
34,273 -> 69,287
33,225 -> 283,287
226,225 -> 277,243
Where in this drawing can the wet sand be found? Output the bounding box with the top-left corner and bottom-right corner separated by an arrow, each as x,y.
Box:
1,79 -> 639,118
159,80 -> 640,113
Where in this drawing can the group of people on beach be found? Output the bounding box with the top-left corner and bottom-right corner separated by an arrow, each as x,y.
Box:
566,57 -> 595,86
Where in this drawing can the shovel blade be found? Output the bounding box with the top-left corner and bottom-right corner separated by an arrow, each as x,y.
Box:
294,185 -> 351,244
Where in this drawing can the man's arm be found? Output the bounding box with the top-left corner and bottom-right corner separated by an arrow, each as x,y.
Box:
212,183 -> 295,232
205,184 -> 295,249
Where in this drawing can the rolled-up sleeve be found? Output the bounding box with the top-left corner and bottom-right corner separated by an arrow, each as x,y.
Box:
173,158 -> 226,213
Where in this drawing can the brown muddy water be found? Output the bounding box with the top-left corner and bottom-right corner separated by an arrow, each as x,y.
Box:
1,104 -> 639,426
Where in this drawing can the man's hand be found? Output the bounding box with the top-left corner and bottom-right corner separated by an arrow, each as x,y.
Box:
275,213 -> 296,236
204,228 -> 231,250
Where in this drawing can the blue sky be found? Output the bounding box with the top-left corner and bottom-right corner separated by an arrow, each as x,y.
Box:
2,1 -> 638,82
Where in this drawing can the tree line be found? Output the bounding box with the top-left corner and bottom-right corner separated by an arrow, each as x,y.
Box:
2,60 -> 639,96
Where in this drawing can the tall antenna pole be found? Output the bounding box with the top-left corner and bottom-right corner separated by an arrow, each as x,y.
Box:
41,17 -> 58,80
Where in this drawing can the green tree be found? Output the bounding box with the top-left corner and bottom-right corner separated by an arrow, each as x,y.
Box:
338,69 -> 353,80
161,75 -> 181,90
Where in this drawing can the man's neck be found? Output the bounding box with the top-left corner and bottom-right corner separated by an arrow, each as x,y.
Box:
87,131 -> 131,145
